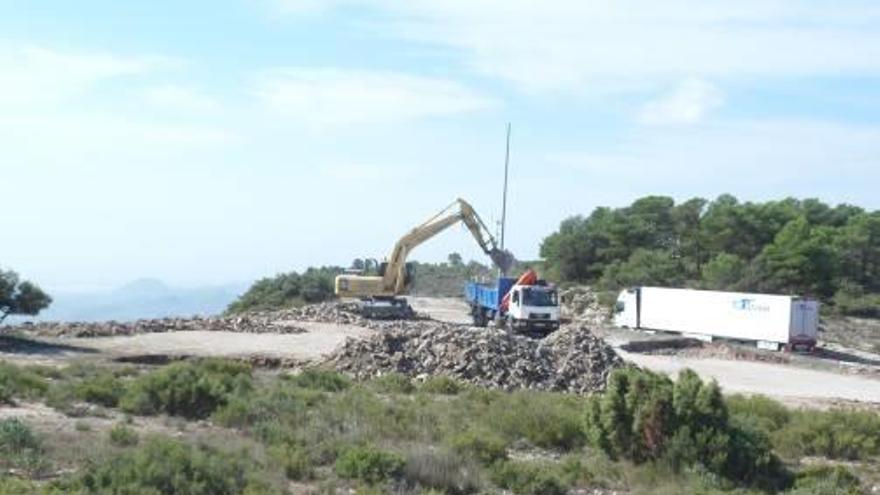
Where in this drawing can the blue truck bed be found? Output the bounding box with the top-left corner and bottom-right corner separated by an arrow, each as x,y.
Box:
464,277 -> 515,311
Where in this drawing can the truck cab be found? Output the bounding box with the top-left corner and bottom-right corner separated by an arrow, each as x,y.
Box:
505,284 -> 560,333
464,273 -> 561,335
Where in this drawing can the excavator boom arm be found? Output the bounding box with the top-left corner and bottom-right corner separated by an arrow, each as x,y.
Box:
382,198 -> 512,293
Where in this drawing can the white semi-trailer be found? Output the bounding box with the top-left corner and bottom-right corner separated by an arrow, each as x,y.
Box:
613,287 -> 819,351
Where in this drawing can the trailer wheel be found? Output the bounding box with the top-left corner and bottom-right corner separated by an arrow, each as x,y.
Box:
472,308 -> 488,328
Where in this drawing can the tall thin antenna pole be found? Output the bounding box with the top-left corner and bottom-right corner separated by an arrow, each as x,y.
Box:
500,123 -> 511,252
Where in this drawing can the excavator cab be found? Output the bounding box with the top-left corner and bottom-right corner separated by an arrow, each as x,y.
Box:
377,261 -> 415,290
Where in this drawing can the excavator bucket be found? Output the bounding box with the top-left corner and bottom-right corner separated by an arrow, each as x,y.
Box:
489,248 -> 515,274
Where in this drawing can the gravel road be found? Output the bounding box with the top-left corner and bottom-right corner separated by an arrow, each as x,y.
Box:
618,349 -> 880,405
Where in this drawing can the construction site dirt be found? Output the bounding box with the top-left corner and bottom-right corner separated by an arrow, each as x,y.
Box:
3,296 -> 880,408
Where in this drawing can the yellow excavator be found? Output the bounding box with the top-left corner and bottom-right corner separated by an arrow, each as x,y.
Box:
335,198 -> 514,318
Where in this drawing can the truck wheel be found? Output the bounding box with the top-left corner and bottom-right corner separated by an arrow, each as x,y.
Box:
506,317 -> 517,334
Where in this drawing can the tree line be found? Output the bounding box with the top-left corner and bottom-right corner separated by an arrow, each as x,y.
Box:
225,266 -> 341,314
540,194 -> 880,316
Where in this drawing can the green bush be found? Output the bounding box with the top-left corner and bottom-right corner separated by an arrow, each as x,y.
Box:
53,436 -> 276,494
788,465 -> 861,495
0,476 -> 39,494
420,376 -> 463,395
584,368 -> 785,487
0,418 -> 46,476
74,371 -> 126,407
121,359 -> 252,419
108,423 -> 139,447
489,391 -> 585,451
0,363 -> 48,403
286,369 -> 351,392
369,373 -> 415,394
775,409 -> 880,460
449,429 -> 507,465
334,445 -> 404,483
268,443 -> 313,481
488,460 -> 568,495
402,447 -> 481,495
726,394 -> 791,432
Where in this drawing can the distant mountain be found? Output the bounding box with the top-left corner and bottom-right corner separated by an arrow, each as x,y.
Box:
12,279 -> 248,323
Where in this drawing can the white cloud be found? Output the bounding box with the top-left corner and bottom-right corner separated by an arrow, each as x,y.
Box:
638,78 -> 724,126
253,68 -> 496,125
0,44 -> 170,107
276,1 -> 880,93
143,85 -> 220,112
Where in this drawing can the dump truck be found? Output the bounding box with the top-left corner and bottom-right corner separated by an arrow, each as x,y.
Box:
613,286 -> 819,351
465,269 -> 560,334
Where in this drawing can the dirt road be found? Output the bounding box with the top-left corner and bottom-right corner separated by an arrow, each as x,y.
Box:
618,350 -> 880,405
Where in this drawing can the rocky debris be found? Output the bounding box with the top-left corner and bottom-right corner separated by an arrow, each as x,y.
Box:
559,286 -> 608,326
5,300 -> 425,338
327,322 -> 622,393
11,313 -> 310,338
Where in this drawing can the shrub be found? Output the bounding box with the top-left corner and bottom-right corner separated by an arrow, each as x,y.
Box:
268,444 -> 313,480
402,447 -> 481,495
0,363 -> 48,403
286,369 -> 351,392
121,359 -> 252,419
0,418 -> 40,455
369,373 -> 415,394
54,436 -> 276,494
490,391 -> 585,450
109,423 -> 139,447
775,409 -> 880,460
449,429 -> 507,465
0,418 -> 46,476
584,368 -> 784,486
74,371 -> 126,407
788,465 -> 861,495
726,394 -> 791,433
420,376 -> 463,395
0,476 -> 39,494
488,460 -> 568,495
334,445 -> 404,483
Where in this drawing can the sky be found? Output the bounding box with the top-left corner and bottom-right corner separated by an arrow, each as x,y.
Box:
3,1 -> 880,292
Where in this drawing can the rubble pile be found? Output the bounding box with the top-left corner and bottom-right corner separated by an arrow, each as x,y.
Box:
15,313 -> 309,338
327,323 -> 622,393
5,301 -> 428,338
270,301 -> 367,326
559,286 -> 608,326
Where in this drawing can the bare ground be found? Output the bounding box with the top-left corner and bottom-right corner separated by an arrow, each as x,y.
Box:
1,321 -> 373,367
4,297 -> 880,408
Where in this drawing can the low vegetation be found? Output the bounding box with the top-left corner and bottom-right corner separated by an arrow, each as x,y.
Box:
120,359 -> 252,419
0,361 -> 877,494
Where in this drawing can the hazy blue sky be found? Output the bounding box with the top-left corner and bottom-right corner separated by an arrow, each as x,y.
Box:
3,1 -> 880,291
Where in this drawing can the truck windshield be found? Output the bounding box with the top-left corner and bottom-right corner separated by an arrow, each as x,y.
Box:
523,288 -> 557,307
